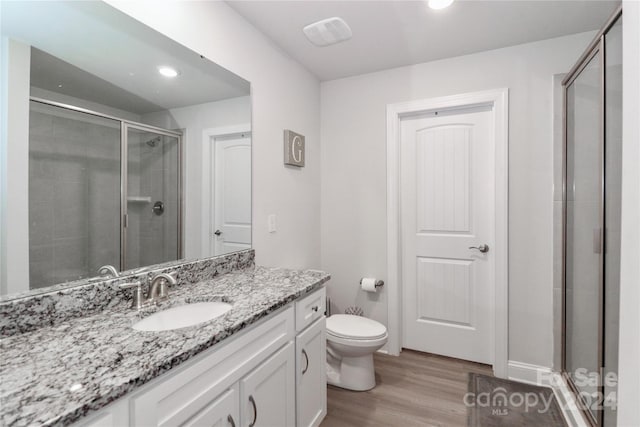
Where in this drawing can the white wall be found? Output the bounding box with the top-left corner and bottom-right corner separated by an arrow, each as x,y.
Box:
142,96 -> 251,259
320,32 -> 595,368
617,2 -> 640,425
107,0 -> 321,269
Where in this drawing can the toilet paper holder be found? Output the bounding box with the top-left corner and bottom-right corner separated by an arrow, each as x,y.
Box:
360,278 -> 384,288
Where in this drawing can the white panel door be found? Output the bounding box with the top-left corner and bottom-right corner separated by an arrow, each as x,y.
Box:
211,134 -> 251,255
401,107 -> 494,364
240,342 -> 295,427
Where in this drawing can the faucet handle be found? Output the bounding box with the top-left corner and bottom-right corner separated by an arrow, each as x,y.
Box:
119,281 -> 146,310
98,265 -> 119,278
119,281 -> 142,290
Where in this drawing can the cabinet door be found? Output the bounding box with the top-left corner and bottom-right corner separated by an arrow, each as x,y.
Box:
240,342 -> 295,427
182,384 -> 239,427
296,318 -> 326,427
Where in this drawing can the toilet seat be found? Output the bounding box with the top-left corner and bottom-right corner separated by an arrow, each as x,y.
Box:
326,332 -> 388,348
326,314 -> 387,340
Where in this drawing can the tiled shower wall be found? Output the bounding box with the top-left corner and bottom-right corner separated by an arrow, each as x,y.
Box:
28,103 -> 120,288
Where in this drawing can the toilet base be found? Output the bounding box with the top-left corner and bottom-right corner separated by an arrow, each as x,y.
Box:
326,353 -> 376,391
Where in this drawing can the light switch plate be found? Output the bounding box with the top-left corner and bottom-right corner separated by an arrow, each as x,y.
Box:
268,214 -> 277,233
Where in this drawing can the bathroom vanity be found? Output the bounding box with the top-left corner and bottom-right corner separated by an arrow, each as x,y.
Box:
0,250 -> 329,427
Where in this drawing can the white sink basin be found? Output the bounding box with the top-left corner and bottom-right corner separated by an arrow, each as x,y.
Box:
133,301 -> 232,332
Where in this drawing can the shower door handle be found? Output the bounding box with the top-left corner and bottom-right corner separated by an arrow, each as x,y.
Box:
469,244 -> 489,253
152,201 -> 165,216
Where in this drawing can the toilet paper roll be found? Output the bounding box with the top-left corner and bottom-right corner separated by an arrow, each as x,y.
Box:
361,277 -> 378,293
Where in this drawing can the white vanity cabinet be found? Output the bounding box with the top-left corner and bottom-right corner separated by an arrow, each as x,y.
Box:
74,287 -> 326,427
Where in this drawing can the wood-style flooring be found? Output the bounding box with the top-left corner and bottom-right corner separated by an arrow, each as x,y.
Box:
321,349 -> 493,427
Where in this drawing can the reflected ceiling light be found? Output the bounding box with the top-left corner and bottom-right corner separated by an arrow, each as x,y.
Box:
428,0 -> 454,10
158,66 -> 179,78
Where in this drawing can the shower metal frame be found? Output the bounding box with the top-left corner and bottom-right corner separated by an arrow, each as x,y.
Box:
29,97 -> 184,273
560,6 -> 622,427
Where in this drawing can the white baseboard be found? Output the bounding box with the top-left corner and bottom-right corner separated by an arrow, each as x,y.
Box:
507,360 -> 552,385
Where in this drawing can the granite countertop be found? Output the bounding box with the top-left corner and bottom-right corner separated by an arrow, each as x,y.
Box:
0,266 -> 330,427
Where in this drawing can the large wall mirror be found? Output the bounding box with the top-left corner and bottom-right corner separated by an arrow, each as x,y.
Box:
0,1 -> 252,298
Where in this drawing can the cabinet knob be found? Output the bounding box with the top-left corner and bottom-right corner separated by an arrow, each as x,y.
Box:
312,306 -> 319,312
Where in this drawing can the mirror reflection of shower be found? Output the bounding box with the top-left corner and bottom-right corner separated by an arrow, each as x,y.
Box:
125,127 -> 181,272
145,136 -> 162,147
27,100 -> 182,289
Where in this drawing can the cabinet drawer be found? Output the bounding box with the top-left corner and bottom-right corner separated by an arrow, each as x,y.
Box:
295,287 -> 326,332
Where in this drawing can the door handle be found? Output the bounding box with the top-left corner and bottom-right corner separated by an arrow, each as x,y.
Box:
214,229 -> 222,236
469,244 -> 489,253
152,201 -> 165,216
227,414 -> 236,427
302,349 -> 309,375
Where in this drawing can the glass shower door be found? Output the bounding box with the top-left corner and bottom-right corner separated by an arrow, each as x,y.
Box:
564,48 -> 603,423
124,124 -> 181,271
603,16 -> 622,426
563,12 -> 622,426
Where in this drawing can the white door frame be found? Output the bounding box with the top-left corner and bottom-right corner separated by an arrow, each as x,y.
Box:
386,88 -> 509,378
201,124 -> 251,257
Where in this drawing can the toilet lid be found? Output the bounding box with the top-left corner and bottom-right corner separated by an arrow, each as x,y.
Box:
326,314 -> 387,340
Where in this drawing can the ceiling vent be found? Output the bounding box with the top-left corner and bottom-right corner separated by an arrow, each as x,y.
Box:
303,17 -> 352,47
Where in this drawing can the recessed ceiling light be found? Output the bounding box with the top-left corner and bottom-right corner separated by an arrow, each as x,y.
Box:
428,0 -> 454,10
158,66 -> 179,78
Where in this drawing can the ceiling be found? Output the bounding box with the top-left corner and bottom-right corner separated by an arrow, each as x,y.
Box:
30,48 -> 165,115
227,0 -> 619,81
1,1 -> 250,115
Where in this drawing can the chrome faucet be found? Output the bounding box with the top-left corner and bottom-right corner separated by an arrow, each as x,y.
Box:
148,273 -> 176,302
119,272 -> 177,310
97,265 -> 119,278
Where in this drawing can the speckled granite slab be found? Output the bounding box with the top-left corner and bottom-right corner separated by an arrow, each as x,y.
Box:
0,266 -> 330,427
0,250 -> 254,337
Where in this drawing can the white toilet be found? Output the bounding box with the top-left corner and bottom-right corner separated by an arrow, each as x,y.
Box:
325,314 -> 388,391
